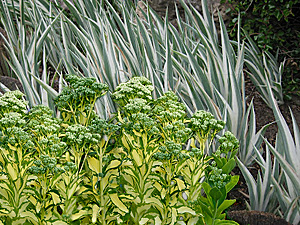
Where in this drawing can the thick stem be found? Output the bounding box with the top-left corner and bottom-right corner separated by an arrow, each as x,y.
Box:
211,200 -> 219,225
85,96 -> 97,127
162,161 -> 172,225
99,145 -> 106,225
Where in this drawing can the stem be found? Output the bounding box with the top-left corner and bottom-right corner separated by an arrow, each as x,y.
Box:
211,200 -> 219,225
67,103 -> 78,124
99,144 -> 106,225
74,144 -> 81,177
40,173 -> 48,224
162,161 -> 172,225
85,96 -> 97,127
78,144 -> 91,175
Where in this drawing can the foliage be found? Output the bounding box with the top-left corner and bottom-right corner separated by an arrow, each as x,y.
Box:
0,0 -> 61,108
109,76 -> 239,224
222,0 -> 300,100
1,0 -> 296,223
223,0 -> 299,50
243,38 -> 285,106
192,131 -> 239,225
0,76 -> 239,224
0,0 -> 279,168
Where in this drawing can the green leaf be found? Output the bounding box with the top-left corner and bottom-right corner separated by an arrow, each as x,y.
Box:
87,157 -> 100,174
225,175 -> 239,193
19,211 -> 38,222
217,199 -> 236,215
175,178 -> 186,191
52,221 -> 69,225
209,187 -> 223,201
6,164 -> 18,181
177,206 -> 196,215
221,158 -> 236,174
198,201 -> 214,218
50,192 -> 61,205
109,193 -> 129,213
215,219 -> 239,225
131,149 -> 143,167
70,210 -> 88,221
214,156 -> 224,169
106,160 -> 121,170
92,204 -> 99,223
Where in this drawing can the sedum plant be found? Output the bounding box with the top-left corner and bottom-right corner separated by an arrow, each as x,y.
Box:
108,76 -> 239,224
0,91 -> 35,224
54,75 -> 108,126
0,76 -> 239,224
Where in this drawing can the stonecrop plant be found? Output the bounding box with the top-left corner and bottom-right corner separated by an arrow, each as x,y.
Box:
0,75 -> 239,224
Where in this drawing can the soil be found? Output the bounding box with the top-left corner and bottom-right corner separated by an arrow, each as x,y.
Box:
227,210 -> 292,225
0,76 -> 24,94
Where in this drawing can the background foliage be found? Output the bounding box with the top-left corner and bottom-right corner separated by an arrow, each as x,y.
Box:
222,0 -> 300,100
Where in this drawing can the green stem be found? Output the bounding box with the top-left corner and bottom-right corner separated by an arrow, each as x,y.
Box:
67,103 -> 78,124
85,96 -> 97,127
40,174 -> 48,224
162,161 -> 172,225
211,200 -> 219,225
99,144 -> 106,225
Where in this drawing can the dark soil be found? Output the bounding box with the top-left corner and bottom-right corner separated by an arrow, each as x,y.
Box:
227,210 -> 292,225
0,76 -> 24,94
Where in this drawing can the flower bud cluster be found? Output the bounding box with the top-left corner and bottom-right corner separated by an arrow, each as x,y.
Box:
190,110 -> 225,137
125,112 -> 159,137
208,165 -> 229,189
26,105 -> 62,137
218,131 -> 239,154
33,118 -> 61,134
124,98 -> 151,114
154,91 -> 186,122
64,161 -> 77,172
3,126 -> 34,150
65,124 -> 100,147
130,114 -> 160,137
0,91 -> 28,116
0,112 -> 26,129
54,74 -> 108,114
38,135 -> 67,157
163,121 -> 192,143
131,113 -> 155,129
89,116 -> 120,136
27,105 -> 53,119
153,141 -> 189,161
188,148 -> 202,158
28,155 -> 64,175
112,77 -> 154,107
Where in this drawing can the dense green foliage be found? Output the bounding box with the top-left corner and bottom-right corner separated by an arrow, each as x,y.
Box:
223,0 -> 299,50
222,0 -> 300,99
0,76 -> 239,224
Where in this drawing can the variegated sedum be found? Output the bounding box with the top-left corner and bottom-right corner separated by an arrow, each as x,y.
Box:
0,76 -> 239,224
